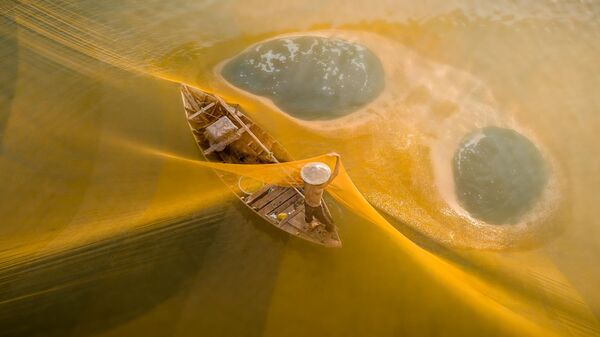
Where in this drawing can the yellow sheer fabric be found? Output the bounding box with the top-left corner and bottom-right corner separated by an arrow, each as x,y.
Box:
2,1 -> 600,337
125,150 -> 592,337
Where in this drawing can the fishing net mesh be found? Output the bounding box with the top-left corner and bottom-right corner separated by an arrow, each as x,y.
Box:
1,1 -> 599,337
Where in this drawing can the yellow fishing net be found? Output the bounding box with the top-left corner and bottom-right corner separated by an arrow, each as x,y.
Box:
1,1 -> 600,337
120,148 -> 598,337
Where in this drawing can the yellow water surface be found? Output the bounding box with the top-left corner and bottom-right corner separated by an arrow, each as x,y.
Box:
1,1 -> 599,336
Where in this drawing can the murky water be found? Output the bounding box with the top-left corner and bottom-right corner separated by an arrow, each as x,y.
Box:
453,127 -> 548,225
1,1 -> 600,336
222,36 -> 384,120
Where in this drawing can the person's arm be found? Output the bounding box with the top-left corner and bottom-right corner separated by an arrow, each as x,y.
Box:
324,153 -> 340,187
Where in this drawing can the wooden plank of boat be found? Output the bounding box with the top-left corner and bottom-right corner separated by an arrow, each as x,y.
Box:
250,186 -> 288,210
258,189 -> 298,216
243,184 -> 272,205
271,193 -> 302,216
180,84 -> 341,248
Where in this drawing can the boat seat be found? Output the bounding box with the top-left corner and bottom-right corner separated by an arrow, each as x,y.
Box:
187,102 -> 216,120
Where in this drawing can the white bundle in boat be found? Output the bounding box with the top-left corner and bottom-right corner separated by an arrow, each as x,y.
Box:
204,116 -> 240,152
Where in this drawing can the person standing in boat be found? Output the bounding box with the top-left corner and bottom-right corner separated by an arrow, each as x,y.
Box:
300,155 -> 340,232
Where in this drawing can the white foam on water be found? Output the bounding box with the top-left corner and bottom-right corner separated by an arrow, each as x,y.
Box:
283,38 -> 299,61
257,50 -> 287,73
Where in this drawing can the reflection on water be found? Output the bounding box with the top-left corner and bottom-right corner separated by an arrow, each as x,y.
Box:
453,127 -> 548,225
221,36 -> 384,120
1,0 -> 600,337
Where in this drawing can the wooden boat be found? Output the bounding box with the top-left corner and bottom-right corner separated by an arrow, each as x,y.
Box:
180,84 -> 342,247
